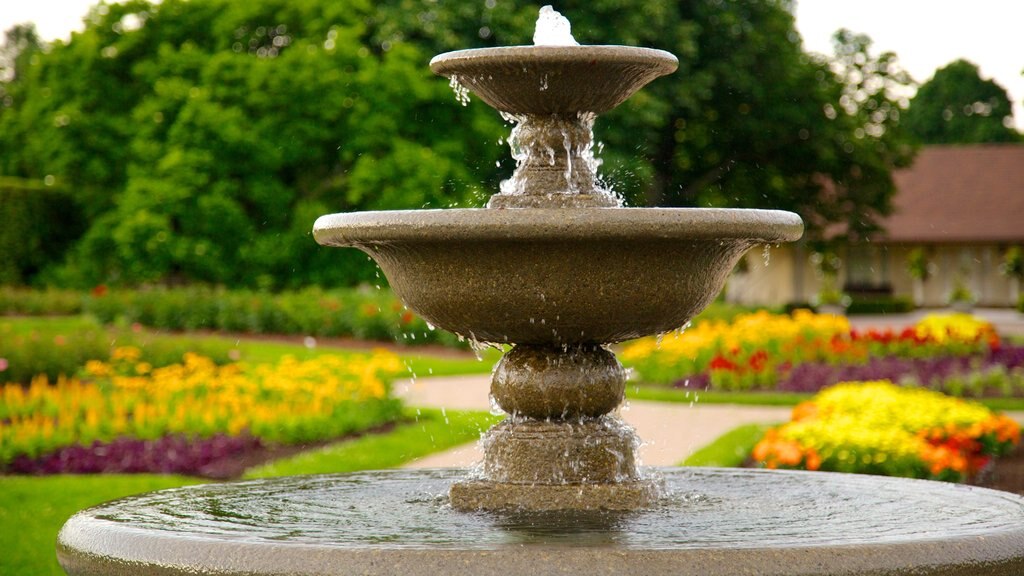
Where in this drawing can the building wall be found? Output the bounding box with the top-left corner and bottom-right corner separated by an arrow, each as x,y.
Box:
726,243 -> 1021,308
882,244 -> 1017,307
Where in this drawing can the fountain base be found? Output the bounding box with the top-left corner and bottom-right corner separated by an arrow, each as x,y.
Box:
59,468 -> 1024,576
450,478 -> 661,512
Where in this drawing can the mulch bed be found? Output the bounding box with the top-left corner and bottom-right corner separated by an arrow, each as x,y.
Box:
3,422 -> 397,480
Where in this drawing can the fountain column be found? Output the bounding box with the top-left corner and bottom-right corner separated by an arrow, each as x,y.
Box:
451,344 -> 657,510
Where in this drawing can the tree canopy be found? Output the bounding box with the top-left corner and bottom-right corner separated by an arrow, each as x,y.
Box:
903,59 -> 1020,145
0,0 -> 915,287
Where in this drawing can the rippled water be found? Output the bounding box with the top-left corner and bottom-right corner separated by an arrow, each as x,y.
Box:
83,468 -> 1024,550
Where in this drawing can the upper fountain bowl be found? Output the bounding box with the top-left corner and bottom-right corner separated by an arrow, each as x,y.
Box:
314,207 -> 802,345
430,46 -> 678,116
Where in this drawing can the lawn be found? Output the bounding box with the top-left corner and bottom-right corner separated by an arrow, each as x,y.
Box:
680,423 -> 775,467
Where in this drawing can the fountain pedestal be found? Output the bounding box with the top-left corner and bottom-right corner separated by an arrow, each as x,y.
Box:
451,344 -> 657,510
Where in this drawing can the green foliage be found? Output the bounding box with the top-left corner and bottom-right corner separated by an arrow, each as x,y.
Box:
906,247 -> 932,281
0,286 -> 83,315
0,315 -> 234,384
0,1 -> 914,285
0,178 -> 85,285
903,59 -> 1021,144
1001,247 -> 1024,279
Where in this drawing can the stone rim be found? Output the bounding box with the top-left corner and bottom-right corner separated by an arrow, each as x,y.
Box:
429,45 -> 679,75
313,208 -> 804,246
428,46 -> 678,115
57,468 -> 1024,576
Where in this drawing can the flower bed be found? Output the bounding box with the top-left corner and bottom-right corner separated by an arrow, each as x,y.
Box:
0,317 -> 235,384
620,311 -> 1006,395
0,348 -> 403,472
752,381 -> 1019,482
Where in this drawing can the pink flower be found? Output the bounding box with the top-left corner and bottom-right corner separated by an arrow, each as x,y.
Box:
0,358 -> 8,372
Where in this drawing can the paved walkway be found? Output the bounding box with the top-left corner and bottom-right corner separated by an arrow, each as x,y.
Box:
395,375 -> 790,468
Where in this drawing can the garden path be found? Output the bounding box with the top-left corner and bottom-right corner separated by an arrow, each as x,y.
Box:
395,375 -> 791,467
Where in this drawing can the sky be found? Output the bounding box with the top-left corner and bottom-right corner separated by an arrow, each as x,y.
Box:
2,0 -> 1023,127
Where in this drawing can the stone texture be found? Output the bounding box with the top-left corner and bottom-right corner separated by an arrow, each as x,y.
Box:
313,207 -> 803,345
491,344 -> 624,418
473,417 -> 638,485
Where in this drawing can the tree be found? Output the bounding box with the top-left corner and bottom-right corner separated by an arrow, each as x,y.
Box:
0,23 -> 42,82
0,0 -> 915,286
903,59 -> 1020,144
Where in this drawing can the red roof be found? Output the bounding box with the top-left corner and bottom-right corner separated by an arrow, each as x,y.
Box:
880,144 -> 1024,244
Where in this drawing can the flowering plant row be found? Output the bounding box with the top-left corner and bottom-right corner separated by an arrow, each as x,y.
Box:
752,381 -> 1019,482
621,311 -> 1002,392
0,285 -> 463,347
0,317 -> 235,385
0,347 -> 403,467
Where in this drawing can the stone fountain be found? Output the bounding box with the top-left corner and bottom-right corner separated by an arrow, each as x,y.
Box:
57,7 -> 1024,576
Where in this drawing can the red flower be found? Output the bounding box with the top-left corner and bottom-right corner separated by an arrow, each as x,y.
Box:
709,354 -> 738,372
91,284 -> 108,297
747,349 -> 769,372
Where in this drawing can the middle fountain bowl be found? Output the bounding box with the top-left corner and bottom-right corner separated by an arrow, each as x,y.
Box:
313,207 -> 801,345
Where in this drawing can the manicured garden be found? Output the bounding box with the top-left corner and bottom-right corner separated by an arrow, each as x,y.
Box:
0,306 -> 499,574
3,290 -> 1024,573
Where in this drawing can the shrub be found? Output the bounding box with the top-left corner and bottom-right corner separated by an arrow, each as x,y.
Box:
0,179 -> 86,285
0,287 -> 84,315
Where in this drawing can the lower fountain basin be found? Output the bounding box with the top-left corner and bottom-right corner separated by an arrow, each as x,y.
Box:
58,468 -> 1024,576
313,208 -> 802,344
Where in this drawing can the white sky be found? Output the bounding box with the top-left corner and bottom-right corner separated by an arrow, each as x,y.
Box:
2,0 -> 1023,127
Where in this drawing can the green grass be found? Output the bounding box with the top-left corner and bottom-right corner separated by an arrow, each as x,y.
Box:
245,409 -> 500,478
0,315 -> 99,335
627,385 -> 811,406
680,423 -> 775,467
0,474 -> 202,576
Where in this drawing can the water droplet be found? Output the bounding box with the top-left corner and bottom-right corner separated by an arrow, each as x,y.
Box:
448,74 -> 471,106
488,394 -> 505,416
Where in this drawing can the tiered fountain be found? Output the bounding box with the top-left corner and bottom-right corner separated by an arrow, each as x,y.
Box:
58,7 -> 1024,576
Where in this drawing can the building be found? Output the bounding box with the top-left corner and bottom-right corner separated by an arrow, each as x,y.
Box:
727,144 -> 1024,308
